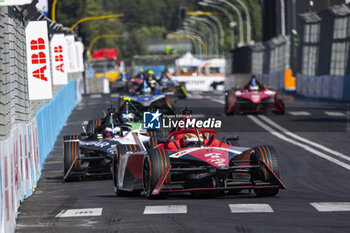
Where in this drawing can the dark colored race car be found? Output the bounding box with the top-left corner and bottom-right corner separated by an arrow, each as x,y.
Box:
63,106 -> 149,181
225,77 -> 285,115
121,78 -> 175,114
112,115 -> 285,198
159,72 -> 188,100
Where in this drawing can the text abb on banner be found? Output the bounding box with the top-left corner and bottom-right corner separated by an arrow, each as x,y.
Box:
50,34 -> 68,85
25,21 -> 53,100
0,0 -> 32,6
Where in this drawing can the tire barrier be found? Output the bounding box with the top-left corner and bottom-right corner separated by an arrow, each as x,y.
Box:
0,80 -> 79,232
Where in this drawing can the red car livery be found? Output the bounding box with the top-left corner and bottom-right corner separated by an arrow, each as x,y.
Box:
112,116 -> 285,199
225,87 -> 285,115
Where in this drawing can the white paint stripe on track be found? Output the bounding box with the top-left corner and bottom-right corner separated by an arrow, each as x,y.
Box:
210,99 -> 225,105
310,202 -> 350,212
288,111 -> 311,116
324,111 -> 345,117
56,208 -> 103,217
143,205 -> 187,215
248,115 -> 350,171
90,94 -> 102,99
229,204 -> 274,213
258,115 -> 350,163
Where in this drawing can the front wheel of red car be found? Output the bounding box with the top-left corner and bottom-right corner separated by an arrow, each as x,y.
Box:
275,98 -> 285,115
143,148 -> 171,199
251,145 -> 280,197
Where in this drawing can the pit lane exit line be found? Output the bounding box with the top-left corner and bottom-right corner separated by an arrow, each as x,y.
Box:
229,204 -> 274,213
310,202 -> 350,212
248,115 -> 350,171
143,205 -> 187,215
258,115 -> 350,163
56,208 -> 103,217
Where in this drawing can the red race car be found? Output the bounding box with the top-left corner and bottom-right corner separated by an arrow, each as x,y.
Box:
225,77 -> 285,115
112,116 -> 285,199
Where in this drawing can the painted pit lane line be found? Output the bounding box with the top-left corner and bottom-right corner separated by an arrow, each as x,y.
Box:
258,115 -> 350,163
248,115 -> 350,171
228,204 -> 274,213
288,111 -> 311,116
324,111 -> 346,117
143,205 -> 187,215
208,98 -> 350,169
56,208 -> 103,217
310,202 -> 350,212
89,94 -> 102,99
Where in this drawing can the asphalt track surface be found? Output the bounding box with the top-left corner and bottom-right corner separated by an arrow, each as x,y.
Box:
16,91 -> 350,233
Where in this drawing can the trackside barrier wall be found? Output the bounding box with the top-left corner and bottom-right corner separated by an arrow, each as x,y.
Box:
226,35 -> 290,90
0,80 -> 79,233
296,74 -> 347,100
36,80 -> 77,167
0,120 -> 39,233
296,4 -> 350,100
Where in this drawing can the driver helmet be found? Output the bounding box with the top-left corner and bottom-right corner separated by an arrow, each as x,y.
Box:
181,133 -> 203,148
104,126 -> 121,138
249,78 -> 259,91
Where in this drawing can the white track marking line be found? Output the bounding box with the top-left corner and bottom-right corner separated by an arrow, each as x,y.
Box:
143,205 -> 187,215
259,115 -> 350,163
324,111 -> 345,117
248,115 -> 350,170
229,204 -> 274,213
56,208 -> 103,217
211,99 -> 225,105
288,111 -> 311,116
90,94 -> 102,99
310,202 -> 350,212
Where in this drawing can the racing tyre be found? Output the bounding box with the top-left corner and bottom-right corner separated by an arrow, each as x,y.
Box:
87,120 -> 102,134
63,135 -> 81,181
143,148 -> 171,199
113,144 -> 141,196
149,136 -> 159,148
251,145 -> 280,197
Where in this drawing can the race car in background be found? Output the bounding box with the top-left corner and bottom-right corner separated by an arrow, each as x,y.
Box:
63,106 -> 149,181
123,77 -> 176,114
112,114 -> 285,198
159,71 -> 188,99
225,76 -> 285,115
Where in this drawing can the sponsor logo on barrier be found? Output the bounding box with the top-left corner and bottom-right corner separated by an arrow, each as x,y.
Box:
25,21 -> 52,100
50,34 -> 68,85
65,35 -> 77,73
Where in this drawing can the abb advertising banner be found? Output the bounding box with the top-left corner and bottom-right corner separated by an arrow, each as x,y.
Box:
50,34 -> 68,85
25,21 -> 52,100
75,41 -> 85,72
0,0 -> 32,6
66,35 -> 78,73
